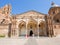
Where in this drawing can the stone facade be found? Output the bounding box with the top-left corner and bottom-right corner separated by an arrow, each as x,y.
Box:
0,3 -> 60,37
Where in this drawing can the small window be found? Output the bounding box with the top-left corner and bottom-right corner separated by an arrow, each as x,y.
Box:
52,11 -> 55,14
7,12 -> 9,14
56,19 -> 59,22
39,25 -> 41,27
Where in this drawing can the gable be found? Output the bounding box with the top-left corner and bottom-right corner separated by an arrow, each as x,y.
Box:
14,10 -> 46,19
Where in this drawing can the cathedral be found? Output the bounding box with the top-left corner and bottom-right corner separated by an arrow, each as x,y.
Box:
0,3 -> 60,38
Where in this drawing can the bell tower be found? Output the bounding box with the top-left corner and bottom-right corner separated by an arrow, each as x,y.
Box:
0,4 -> 11,18
3,4 -> 11,16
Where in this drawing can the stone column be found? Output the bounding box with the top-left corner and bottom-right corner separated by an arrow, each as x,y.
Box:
37,18 -> 39,38
8,23 -> 12,37
26,19 -> 28,38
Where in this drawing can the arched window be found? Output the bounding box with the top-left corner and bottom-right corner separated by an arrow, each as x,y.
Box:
39,25 -> 41,27
56,19 -> 59,22
52,11 -> 55,14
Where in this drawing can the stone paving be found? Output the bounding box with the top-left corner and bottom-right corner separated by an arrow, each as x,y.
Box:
24,37 -> 38,45
0,37 -> 60,45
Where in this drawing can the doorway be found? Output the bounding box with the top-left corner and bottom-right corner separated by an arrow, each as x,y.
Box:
29,30 -> 33,36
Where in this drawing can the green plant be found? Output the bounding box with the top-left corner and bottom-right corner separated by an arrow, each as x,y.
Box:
0,34 -> 5,38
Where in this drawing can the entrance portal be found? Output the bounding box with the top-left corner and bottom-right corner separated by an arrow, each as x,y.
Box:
29,30 -> 33,36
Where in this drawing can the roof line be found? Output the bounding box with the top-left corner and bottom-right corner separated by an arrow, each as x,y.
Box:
12,10 -> 47,16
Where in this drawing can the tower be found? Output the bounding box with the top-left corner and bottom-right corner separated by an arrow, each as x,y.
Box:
47,2 -> 60,37
0,4 -> 11,18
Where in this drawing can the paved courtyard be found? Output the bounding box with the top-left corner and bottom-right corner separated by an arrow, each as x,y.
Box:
0,36 -> 60,45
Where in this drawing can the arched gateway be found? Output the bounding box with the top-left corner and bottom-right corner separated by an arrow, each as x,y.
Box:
27,19 -> 37,36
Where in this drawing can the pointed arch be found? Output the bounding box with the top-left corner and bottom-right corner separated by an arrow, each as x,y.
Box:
18,21 -> 26,29
18,21 -> 26,36
27,19 -> 38,36
39,21 -> 46,36
39,21 -> 45,30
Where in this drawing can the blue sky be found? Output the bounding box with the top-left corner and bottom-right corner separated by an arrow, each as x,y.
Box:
0,0 -> 60,14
